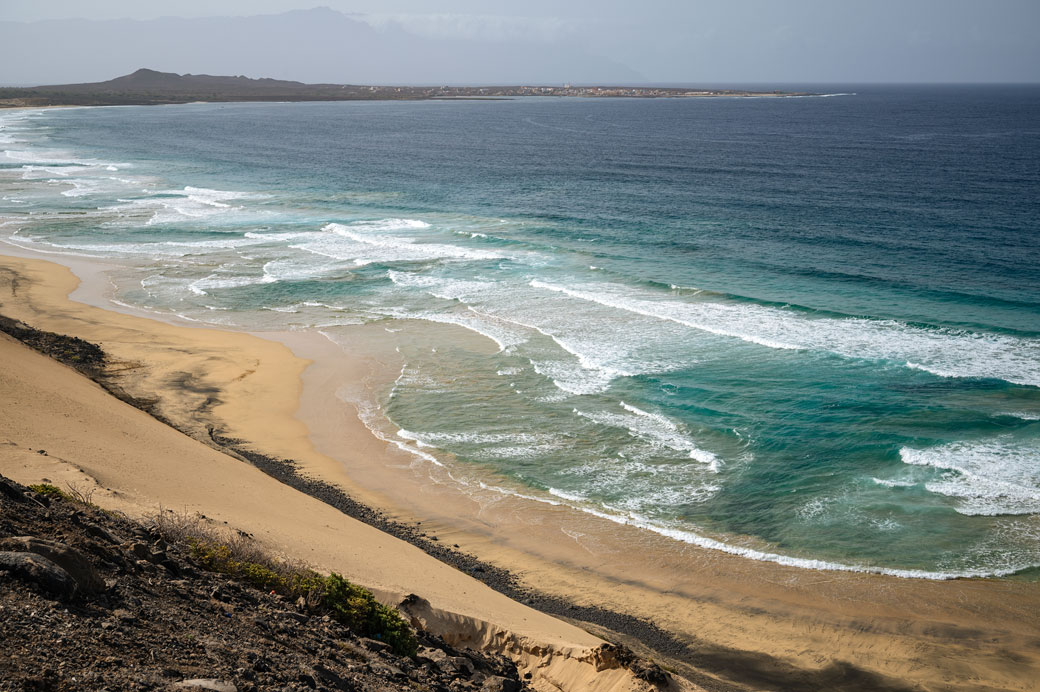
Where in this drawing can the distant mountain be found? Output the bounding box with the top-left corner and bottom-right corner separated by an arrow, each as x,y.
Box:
0,7 -> 643,86
49,68 -> 322,93
104,68 -> 311,90
0,68 -> 367,106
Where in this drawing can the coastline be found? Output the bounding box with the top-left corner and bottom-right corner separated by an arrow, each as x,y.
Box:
2,248 -> 1039,691
0,249 -> 668,692
0,69 -> 810,110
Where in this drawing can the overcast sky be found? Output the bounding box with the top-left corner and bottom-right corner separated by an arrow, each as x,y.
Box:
3,0 -> 1039,84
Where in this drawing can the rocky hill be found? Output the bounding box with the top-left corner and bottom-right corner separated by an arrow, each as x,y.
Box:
0,474 -> 529,692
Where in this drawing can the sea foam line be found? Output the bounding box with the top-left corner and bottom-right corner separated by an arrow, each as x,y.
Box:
343,352 -> 1031,580
496,485 -> 1034,580
900,440 -> 1040,516
334,376 -> 445,468
529,280 -> 1040,387
590,402 -> 722,470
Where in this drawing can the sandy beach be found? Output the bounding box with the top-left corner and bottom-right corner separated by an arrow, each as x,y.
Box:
2,249 -> 1039,692
0,251 -> 663,692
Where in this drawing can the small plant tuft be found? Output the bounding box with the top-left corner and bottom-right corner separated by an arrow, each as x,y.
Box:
319,572 -> 417,657
149,509 -> 417,656
28,483 -> 69,500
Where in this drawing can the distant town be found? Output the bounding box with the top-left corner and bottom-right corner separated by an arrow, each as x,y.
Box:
0,69 -> 808,108
426,85 -> 799,98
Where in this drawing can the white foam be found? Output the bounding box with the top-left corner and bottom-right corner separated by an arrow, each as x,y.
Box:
36,236 -> 267,258
529,358 -> 615,396
871,477 -> 918,488
529,280 -> 1040,387
576,403 -> 721,470
377,306 -> 526,352
476,442 -> 567,460
20,164 -> 98,179
387,269 -> 496,302
2,234 -> 109,259
58,178 -> 107,197
798,497 -> 829,519
547,487 -> 588,503
243,230 -> 317,242
388,361 -> 451,395
5,149 -> 114,166
531,279 -> 798,349
533,489 -> 1032,580
188,272 -> 275,295
261,257 -> 340,283
332,383 -> 447,468
477,481 -> 565,507
474,307 -> 650,394
557,454 -> 722,507
351,218 -> 431,231
400,429 -> 564,461
293,222 -> 504,266
388,268 -> 640,389
389,434 -> 443,466
402,430 -> 549,446
900,440 -> 1040,516
1000,411 -> 1040,421
385,272 -> 686,396
621,402 -> 678,429
105,186 -> 261,226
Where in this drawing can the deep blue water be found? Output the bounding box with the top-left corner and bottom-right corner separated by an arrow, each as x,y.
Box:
2,85 -> 1038,578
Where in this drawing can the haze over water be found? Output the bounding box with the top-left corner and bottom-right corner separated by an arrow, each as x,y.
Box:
2,86 -> 1039,578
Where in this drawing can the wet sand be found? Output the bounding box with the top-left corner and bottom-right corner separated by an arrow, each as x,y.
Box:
0,251 -> 670,692
1,248 -> 1038,692
279,321 -> 1040,692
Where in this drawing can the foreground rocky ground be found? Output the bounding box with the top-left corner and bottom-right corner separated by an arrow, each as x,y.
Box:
0,474 -> 530,692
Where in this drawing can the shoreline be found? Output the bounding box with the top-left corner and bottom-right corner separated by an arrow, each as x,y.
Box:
2,248 -> 1039,691
0,251 -> 669,692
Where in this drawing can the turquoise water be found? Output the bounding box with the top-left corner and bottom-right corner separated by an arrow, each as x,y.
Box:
2,88 -> 1038,578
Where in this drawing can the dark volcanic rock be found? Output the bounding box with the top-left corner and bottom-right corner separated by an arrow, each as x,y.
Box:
0,550 -> 79,599
0,314 -> 105,373
0,536 -> 105,594
0,477 -> 28,504
481,675 -> 522,692
630,659 -> 670,685
0,473 -> 529,692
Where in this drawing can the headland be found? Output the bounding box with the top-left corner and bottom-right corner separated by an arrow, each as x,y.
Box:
0,69 -> 808,108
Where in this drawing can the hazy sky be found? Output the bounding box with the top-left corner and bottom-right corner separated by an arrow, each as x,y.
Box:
3,0 -> 1039,83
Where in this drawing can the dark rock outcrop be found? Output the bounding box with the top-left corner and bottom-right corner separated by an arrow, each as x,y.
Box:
0,550 -> 79,600
0,536 -> 105,594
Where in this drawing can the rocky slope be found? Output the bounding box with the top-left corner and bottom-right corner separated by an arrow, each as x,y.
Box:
0,474 -> 529,692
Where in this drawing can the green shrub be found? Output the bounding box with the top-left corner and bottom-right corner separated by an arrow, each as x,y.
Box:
321,573 -> 417,657
28,483 -> 68,500
238,562 -> 286,593
186,539 -> 416,656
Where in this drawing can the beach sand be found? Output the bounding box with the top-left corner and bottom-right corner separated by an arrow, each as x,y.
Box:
0,253 -> 666,692
1,250 -> 1038,692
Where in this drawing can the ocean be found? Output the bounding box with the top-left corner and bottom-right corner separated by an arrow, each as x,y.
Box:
2,86 -> 1038,580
